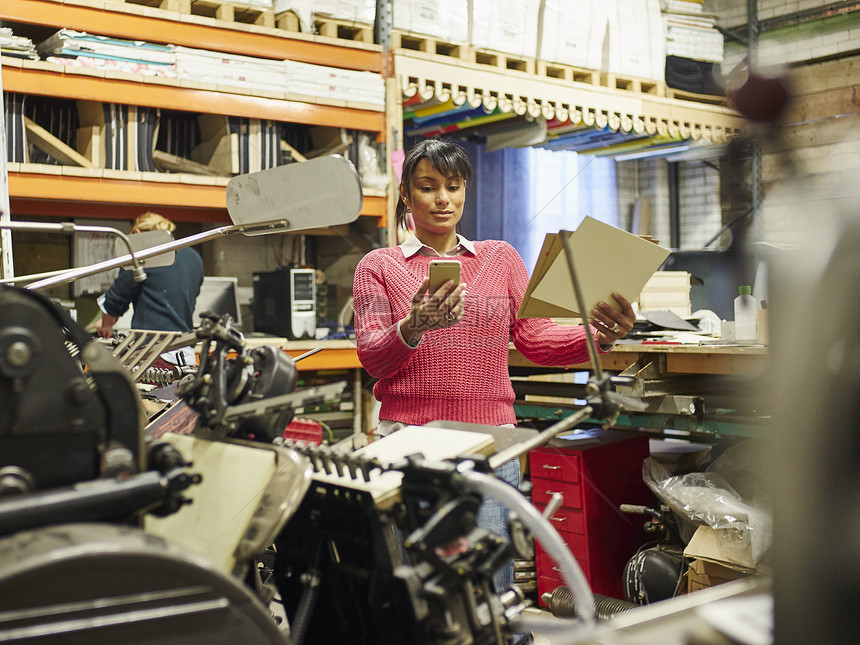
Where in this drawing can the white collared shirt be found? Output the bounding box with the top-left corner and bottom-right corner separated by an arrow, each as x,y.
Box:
399,233 -> 476,259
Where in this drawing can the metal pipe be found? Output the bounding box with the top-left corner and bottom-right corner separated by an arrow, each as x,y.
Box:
1,221 -> 147,283
668,161 -> 680,249
24,219 -> 291,290
560,230 -> 603,382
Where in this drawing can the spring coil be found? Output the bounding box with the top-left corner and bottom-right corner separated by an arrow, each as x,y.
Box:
64,340 -> 80,359
136,367 -> 179,387
543,585 -> 638,621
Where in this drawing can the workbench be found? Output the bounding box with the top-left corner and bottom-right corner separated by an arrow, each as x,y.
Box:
247,339 -> 769,440
510,342 -> 768,376
509,342 -> 769,439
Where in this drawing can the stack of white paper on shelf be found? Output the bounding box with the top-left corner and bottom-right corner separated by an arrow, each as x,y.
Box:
604,0 -> 666,80
284,59 -> 385,106
537,0 -> 604,70
470,0 -> 542,58
174,46 -> 288,93
0,27 -> 39,61
37,29 -> 177,77
393,0 -> 469,44
273,0 -> 376,32
661,0 -> 724,62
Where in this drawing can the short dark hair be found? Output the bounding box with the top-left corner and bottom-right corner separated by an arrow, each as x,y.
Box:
396,138 -> 473,230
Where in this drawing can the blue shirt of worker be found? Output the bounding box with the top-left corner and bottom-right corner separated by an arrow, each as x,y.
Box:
103,247 -> 204,332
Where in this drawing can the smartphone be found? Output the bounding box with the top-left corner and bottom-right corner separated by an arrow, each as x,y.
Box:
428,260 -> 461,293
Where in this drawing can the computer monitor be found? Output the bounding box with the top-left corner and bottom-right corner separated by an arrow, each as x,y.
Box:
193,276 -> 242,328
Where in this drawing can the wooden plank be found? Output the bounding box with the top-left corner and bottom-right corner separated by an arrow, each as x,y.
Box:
127,105 -> 138,172
152,149 -> 222,176
279,139 -> 307,162
24,116 -> 94,168
765,113 -> 860,152
788,56 -> 860,95
191,132 -> 240,175
782,86 -> 860,124
76,125 -> 104,167
75,102 -> 107,167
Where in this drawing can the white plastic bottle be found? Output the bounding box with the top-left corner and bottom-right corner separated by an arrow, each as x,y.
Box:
734,285 -> 757,342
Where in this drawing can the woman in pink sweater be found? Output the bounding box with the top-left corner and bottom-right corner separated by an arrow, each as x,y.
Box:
353,138 -> 635,608
354,138 -> 634,431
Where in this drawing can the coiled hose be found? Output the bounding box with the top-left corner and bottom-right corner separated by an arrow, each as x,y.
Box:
543,585 -> 639,621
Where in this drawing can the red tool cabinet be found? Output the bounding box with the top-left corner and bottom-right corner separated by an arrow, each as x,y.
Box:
529,429 -> 653,602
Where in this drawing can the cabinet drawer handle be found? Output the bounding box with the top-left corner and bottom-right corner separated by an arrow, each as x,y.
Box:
541,465 -> 561,470
544,490 -> 561,496
550,516 -> 566,523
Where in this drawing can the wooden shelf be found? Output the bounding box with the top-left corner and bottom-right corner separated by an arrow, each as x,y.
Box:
2,1 -> 391,227
395,51 -> 743,143
7,165 -> 388,224
0,0 -> 385,73
509,343 -> 767,376
2,62 -> 385,131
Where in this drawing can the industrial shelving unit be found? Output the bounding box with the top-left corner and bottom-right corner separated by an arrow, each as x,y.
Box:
1,0 -> 389,224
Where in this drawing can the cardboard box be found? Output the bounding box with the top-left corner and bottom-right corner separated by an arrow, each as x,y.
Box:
683,525 -> 760,593
684,524 -> 758,570
685,557 -> 749,593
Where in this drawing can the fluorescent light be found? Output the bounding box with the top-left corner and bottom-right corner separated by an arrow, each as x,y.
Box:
613,144 -> 691,162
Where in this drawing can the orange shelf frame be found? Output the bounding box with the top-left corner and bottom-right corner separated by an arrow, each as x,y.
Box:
283,348 -> 362,371
1,0 -> 384,73
2,66 -> 385,131
8,172 -> 389,224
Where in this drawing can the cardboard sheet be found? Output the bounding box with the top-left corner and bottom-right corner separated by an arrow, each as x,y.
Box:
518,217 -> 670,319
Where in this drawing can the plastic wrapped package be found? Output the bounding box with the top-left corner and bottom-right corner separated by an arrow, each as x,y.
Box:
643,457 -> 772,566
358,134 -> 389,192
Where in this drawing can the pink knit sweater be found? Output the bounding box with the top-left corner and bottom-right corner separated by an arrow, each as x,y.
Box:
353,240 -> 597,426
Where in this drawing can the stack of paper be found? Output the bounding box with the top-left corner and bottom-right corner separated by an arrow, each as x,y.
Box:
38,29 -> 177,77
537,0 -> 603,70
605,0 -> 666,81
0,27 -> 38,60
393,0 -> 469,44
273,0 -> 377,32
661,0 -> 724,63
174,46 -> 288,93
470,0 -> 542,58
284,59 -> 385,106
638,271 -> 693,317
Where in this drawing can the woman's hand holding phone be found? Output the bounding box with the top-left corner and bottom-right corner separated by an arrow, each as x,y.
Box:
399,265 -> 466,346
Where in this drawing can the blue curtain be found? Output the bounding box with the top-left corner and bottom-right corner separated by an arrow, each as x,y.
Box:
459,141 -> 619,275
